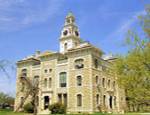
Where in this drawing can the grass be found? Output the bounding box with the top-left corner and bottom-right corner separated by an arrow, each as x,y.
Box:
0,110 -> 150,115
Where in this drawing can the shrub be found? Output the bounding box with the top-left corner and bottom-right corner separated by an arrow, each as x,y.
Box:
23,103 -> 34,113
49,102 -> 66,114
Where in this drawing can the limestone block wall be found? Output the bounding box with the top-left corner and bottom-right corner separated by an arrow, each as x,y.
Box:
15,63 -> 33,111
40,58 -> 57,107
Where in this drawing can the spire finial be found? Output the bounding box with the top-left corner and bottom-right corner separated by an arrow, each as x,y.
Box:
69,9 -> 71,13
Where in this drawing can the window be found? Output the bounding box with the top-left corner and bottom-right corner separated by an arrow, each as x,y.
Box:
64,43 -> 68,52
102,78 -> 105,87
49,69 -> 52,73
77,76 -> 82,86
44,69 -> 47,73
95,76 -> 98,84
103,95 -> 106,107
60,72 -> 67,87
63,94 -> 67,106
75,59 -> 84,69
34,76 -> 39,87
94,59 -> 98,69
96,94 -> 99,105
21,69 -> 27,77
49,78 -> 52,88
20,97 -> 24,108
21,82 -> 25,92
44,78 -> 47,88
108,80 -> 110,88
58,94 -> 62,103
77,94 -> 82,106
36,96 -> 39,106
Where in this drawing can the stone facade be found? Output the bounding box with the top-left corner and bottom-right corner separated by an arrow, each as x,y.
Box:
14,12 -> 125,114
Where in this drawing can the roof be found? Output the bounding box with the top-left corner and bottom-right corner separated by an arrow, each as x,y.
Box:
68,41 -> 105,54
68,42 -> 91,51
39,51 -> 56,56
65,11 -> 76,20
16,57 -> 40,65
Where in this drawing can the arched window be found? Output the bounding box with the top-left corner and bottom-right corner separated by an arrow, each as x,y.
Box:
108,80 -> 110,88
103,95 -> 106,107
75,59 -> 84,69
34,76 -> 39,87
49,78 -> 52,88
77,94 -> 82,106
102,78 -> 105,87
21,82 -> 25,92
21,69 -> 27,77
36,96 -> 39,106
96,94 -> 99,105
44,78 -> 47,88
77,76 -> 82,86
95,76 -> 98,84
20,97 -> 24,108
94,59 -> 98,69
60,72 -> 67,87
64,43 -> 68,52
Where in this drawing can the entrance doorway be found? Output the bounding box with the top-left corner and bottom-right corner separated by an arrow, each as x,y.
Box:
109,96 -> 112,109
44,96 -> 49,109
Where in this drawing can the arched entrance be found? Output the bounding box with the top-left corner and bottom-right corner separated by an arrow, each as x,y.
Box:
44,96 -> 49,109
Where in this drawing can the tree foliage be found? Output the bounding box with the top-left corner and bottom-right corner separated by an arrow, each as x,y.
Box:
49,102 -> 66,114
0,92 -> 14,108
114,2 -> 150,111
24,103 -> 34,113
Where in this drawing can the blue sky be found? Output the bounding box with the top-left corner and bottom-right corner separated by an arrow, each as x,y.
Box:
0,0 -> 148,97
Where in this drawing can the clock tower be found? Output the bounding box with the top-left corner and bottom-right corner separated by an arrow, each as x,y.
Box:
58,11 -> 83,53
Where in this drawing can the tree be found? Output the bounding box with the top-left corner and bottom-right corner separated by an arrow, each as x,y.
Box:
0,92 -> 14,108
15,76 -> 41,115
114,2 -> 150,111
0,60 -> 15,78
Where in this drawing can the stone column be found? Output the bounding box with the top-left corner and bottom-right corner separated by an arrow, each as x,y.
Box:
42,97 -> 44,110
70,18 -> 72,23
112,96 -> 115,109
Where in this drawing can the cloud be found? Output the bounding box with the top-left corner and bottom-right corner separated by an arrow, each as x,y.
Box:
0,0 -> 64,32
101,10 -> 146,44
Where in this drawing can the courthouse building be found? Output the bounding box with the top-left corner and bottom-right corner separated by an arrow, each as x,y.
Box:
14,12 -> 125,114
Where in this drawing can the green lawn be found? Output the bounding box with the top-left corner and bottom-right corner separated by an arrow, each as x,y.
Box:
0,110 -> 150,115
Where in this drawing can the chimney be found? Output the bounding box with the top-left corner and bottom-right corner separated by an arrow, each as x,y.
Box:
36,50 -> 40,57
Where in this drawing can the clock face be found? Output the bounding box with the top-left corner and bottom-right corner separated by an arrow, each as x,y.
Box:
63,30 -> 68,36
75,31 -> 79,36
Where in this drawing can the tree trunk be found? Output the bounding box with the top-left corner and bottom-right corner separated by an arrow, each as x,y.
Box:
137,104 -> 140,112
34,107 -> 37,115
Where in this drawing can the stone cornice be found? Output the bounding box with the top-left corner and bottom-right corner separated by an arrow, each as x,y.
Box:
15,58 -> 40,65
66,46 -> 104,58
38,52 -> 67,61
58,35 -> 83,42
63,23 -> 77,28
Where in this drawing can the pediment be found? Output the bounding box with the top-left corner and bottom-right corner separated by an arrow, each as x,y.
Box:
40,51 -> 56,56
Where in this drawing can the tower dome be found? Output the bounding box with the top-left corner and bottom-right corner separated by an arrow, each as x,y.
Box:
65,11 -> 76,23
